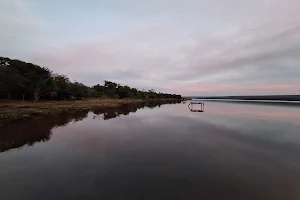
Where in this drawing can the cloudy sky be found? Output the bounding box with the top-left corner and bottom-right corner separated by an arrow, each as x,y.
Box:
0,0 -> 299,96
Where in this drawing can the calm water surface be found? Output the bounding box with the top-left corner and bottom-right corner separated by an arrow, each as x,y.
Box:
1,101 -> 300,200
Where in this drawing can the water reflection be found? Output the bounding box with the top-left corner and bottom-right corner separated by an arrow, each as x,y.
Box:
0,101 -> 300,200
93,101 -> 179,120
0,111 -> 88,153
0,100 -> 181,153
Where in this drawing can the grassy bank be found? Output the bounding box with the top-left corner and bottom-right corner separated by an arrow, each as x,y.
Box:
0,99 -> 179,125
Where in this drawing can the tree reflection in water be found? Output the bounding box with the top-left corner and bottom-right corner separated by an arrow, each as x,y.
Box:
0,100 -> 181,153
0,111 -> 88,153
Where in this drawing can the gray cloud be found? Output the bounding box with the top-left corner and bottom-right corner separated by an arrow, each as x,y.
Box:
170,24 -> 300,89
0,0 -> 299,95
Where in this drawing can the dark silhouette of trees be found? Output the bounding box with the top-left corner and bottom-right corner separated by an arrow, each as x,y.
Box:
27,65 -> 53,101
0,57 -> 54,101
0,57 -> 182,101
52,75 -> 72,100
0,62 -> 26,99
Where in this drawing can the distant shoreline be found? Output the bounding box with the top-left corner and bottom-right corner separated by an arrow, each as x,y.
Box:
191,98 -> 300,106
188,95 -> 300,101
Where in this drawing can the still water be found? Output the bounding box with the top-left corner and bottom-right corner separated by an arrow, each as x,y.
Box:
1,101 -> 300,200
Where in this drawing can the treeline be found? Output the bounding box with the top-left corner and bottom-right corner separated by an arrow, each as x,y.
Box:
0,57 -> 181,101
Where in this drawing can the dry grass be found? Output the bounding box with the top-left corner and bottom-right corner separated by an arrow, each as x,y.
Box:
0,98 -> 154,124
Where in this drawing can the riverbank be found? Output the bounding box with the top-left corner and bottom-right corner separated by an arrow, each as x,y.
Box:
0,99 -> 180,125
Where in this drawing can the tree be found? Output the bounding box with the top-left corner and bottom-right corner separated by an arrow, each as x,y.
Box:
0,57 -> 29,99
25,64 -> 54,101
0,64 -> 27,99
117,85 -> 134,98
148,89 -> 157,99
70,82 -> 90,99
93,84 -> 107,97
104,80 -> 119,98
53,75 -> 72,100
104,80 -> 119,89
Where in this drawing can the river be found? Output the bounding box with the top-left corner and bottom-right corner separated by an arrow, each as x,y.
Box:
1,101 -> 300,200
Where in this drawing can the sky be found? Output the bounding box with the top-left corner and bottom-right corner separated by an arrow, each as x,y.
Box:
0,0 -> 299,96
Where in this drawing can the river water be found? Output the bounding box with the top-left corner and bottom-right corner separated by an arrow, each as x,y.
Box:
1,101 -> 300,200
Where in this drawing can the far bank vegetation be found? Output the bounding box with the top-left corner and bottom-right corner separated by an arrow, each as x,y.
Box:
0,57 -> 182,101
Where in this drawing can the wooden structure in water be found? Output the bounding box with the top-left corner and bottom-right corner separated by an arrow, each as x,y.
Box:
188,102 -> 204,112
